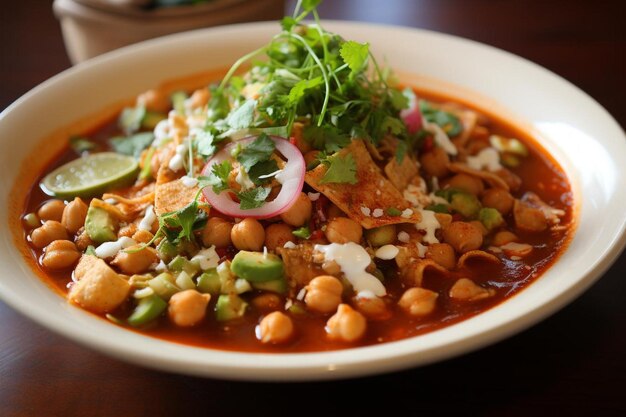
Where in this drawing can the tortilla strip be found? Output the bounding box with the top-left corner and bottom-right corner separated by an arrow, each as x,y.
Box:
457,250 -> 500,269
276,243 -> 324,288
305,140 -> 421,229
448,162 -> 509,190
400,259 -> 448,288
384,154 -> 420,192
153,143 -> 199,215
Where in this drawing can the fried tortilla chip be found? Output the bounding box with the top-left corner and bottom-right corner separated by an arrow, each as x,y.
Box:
305,140 -> 421,229
384,154 -> 420,192
154,143 -> 198,215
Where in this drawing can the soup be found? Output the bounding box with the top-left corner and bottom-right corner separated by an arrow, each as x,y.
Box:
16,3 -> 573,353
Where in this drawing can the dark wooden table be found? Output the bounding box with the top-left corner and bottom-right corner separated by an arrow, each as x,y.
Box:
2,1 -> 625,415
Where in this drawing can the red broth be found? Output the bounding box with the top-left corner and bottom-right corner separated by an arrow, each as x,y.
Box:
13,76 -> 574,353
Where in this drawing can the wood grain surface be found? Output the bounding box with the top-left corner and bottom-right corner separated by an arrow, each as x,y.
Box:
1,1 -> 625,415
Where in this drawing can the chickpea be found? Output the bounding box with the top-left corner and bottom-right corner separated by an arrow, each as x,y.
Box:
425,243 -> 456,269
41,240 -> 80,270
482,188 -> 514,215
420,147 -> 450,177
492,230 -> 519,247
61,197 -> 88,235
353,295 -> 390,320
111,245 -> 158,275
30,220 -> 69,249
37,200 -> 65,222
136,88 -> 169,113
264,223 -> 294,251
446,174 -> 484,196
257,311 -> 294,344
252,293 -> 283,311
469,220 -> 489,237
132,229 -> 153,244
321,260 -> 341,275
280,193 -> 312,227
304,275 -> 343,313
168,290 -> 211,327
202,217 -> 233,248
324,217 -> 362,244
230,218 -> 265,251
449,278 -> 495,301
443,221 -> 483,253
326,304 -> 367,342
513,200 -> 547,232
398,287 -> 439,317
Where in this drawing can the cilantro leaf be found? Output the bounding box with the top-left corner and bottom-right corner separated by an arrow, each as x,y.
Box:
302,0 -> 321,12
248,159 -> 279,185
281,16 -> 297,31
226,99 -> 257,130
109,132 -> 154,158
389,89 -> 409,111
69,136 -> 96,154
287,77 -> 323,106
118,105 -> 146,135
303,125 -> 351,153
420,100 -> 463,137
237,133 -> 276,172
395,140 -> 407,163
340,41 -> 370,74
195,130 -> 218,158
237,187 -> 271,210
292,226 -> 311,239
200,160 -> 232,194
320,153 -> 358,185
158,199 -> 208,244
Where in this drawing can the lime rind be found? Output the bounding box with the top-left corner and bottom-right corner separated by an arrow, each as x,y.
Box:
41,152 -> 139,199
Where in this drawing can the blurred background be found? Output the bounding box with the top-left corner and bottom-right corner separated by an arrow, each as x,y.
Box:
1,1 -> 625,416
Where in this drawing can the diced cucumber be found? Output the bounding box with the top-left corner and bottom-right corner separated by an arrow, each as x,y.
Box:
215,294 -> 248,321
175,271 -> 196,290
365,225 -> 397,247
230,251 -> 284,282
127,294 -> 167,327
197,269 -> 221,295
168,255 -> 200,277
234,279 -> 253,294
251,277 -> 288,294
217,261 -> 235,294
148,272 -> 179,300
479,207 -> 505,231
157,239 -> 178,262
450,192 -> 481,219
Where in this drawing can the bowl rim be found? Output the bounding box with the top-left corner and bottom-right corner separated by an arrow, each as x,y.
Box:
2,20 -> 626,381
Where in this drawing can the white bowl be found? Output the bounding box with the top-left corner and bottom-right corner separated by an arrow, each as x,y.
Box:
1,21 -> 625,381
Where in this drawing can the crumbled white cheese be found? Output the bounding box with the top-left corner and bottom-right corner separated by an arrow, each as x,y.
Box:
314,242 -> 386,296
416,209 -> 441,244
356,290 -> 377,300
235,168 -> 255,191
397,231 -> 410,243
296,287 -> 307,301
375,244 -> 399,260
360,206 -> 371,217
372,208 -> 384,218
95,236 -> 136,259
401,208 -> 413,218
168,154 -> 184,172
181,176 -> 198,188
307,192 -> 321,201
283,241 -> 297,249
138,205 -> 156,231
416,242 -> 428,258
190,246 -> 219,270
422,117 -> 458,155
467,147 -> 502,172
154,259 -> 167,272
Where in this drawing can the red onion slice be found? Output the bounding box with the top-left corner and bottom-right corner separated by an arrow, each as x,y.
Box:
400,100 -> 423,134
201,135 -> 305,219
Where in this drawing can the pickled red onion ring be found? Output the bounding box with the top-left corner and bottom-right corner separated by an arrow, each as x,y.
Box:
201,136 -> 305,219
400,101 -> 423,134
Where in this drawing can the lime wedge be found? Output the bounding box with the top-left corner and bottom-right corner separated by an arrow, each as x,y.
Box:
41,152 -> 139,199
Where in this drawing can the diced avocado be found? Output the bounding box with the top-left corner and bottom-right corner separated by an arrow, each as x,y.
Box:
175,271 -> 196,290
479,207 -> 505,231
148,272 -> 180,300
450,192 -> 481,219
365,225 -> 397,247
230,251 -> 284,282
127,294 -> 167,327
85,206 -> 118,244
157,239 -> 178,262
251,276 -> 288,294
215,294 -> 248,321
425,203 -> 450,214
168,255 -> 200,277
490,135 -> 529,156
142,111 -> 166,130
197,269 -> 221,295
